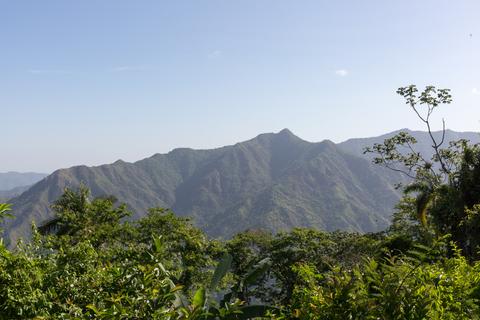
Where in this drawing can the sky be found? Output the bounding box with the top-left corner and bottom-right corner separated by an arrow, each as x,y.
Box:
1,1 -> 480,173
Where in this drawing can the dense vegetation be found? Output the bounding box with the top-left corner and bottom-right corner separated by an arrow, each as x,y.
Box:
2,85 -> 480,318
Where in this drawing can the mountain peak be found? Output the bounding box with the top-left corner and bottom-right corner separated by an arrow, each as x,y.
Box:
272,128 -> 303,142
278,128 -> 295,136
13,129 -> 480,244
273,128 -> 305,145
248,128 -> 302,145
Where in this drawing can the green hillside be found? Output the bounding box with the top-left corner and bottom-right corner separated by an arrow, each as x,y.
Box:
5,129 -> 477,245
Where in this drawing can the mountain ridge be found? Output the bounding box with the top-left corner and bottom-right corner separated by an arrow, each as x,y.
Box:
0,172 -> 48,192
3,128 -> 479,245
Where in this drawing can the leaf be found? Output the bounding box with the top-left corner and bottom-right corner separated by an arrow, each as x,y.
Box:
0,203 -> 12,218
86,304 -> 100,314
192,287 -> 206,309
209,253 -> 233,290
152,234 -> 164,254
244,258 -> 271,286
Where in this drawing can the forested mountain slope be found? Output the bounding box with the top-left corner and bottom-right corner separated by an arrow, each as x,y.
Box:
3,129 -> 477,244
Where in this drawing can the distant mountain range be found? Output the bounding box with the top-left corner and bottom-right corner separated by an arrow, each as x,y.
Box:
338,129 -> 480,163
0,185 -> 33,203
0,172 -> 47,191
0,172 -> 48,202
2,129 -> 479,244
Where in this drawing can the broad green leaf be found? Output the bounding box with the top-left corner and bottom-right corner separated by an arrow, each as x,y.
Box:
192,287 -> 206,309
244,258 -> 271,286
209,253 -> 233,290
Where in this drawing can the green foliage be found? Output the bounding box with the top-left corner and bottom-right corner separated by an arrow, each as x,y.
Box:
135,207 -> 223,290
209,253 -> 233,291
225,228 -> 381,305
277,240 -> 480,320
0,203 -> 12,235
0,203 -> 12,217
40,186 -> 132,249
365,85 -> 480,261
1,189 -> 389,318
0,188 -> 276,319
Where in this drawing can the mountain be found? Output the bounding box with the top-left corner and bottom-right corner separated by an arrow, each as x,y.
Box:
0,172 -> 48,202
0,172 -> 47,191
0,185 -> 33,202
339,129 -> 480,161
2,129 -> 478,244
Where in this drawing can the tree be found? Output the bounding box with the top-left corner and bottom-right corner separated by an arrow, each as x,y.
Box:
364,85 -> 455,184
363,85 -> 455,227
276,240 -> 480,320
365,85 -> 480,258
2,187 -> 273,319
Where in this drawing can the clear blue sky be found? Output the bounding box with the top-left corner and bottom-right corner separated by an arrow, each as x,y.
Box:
1,1 -> 479,173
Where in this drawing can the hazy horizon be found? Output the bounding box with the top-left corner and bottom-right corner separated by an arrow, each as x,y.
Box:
2,126 -> 479,175
2,1 -> 479,172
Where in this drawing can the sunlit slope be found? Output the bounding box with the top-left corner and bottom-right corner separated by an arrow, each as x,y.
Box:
7,129 -> 468,243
